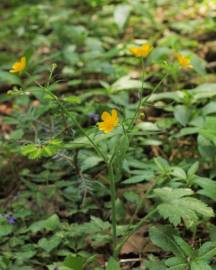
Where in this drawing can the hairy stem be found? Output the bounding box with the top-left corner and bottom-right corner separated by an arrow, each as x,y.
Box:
108,164 -> 117,255
128,57 -> 145,130
28,75 -> 108,164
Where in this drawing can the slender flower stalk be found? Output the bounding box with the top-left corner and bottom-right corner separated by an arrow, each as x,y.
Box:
129,72 -> 168,131
128,57 -> 145,130
96,110 -> 119,253
46,89 -> 108,164
109,165 -> 117,252
27,73 -> 108,164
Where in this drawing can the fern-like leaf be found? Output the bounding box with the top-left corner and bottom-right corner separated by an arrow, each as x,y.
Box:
154,187 -> 214,228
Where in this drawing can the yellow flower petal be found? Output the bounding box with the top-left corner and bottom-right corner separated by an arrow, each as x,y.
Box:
101,111 -> 111,121
98,122 -> 106,131
97,109 -> 119,134
129,47 -> 139,55
111,109 -> 118,127
111,109 -> 117,118
129,43 -> 152,58
176,53 -> 192,70
10,56 -> 26,74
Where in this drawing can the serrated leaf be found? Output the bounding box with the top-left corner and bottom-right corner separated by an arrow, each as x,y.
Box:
155,188 -> 214,227
198,241 -> 216,261
21,139 -> 62,159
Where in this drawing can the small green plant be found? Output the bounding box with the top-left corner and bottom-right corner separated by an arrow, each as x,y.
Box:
1,1 -> 216,269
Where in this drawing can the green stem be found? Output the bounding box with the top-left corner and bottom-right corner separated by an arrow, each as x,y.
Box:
142,73 -> 168,106
28,76 -> 108,164
114,207 -> 157,257
109,164 -> 117,255
50,90 -> 108,164
128,58 -> 145,130
128,71 -> 168,131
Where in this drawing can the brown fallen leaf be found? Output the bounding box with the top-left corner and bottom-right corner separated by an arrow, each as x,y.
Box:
0,103 -> 13,115
120,225 -> 160,255
120,226 -> 148,255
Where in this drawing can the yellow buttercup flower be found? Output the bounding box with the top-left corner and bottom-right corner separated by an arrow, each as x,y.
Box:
129,43 -> 152,58
176,53 -> 192,70
98,109 -> 118,134
10,56 -> 26,74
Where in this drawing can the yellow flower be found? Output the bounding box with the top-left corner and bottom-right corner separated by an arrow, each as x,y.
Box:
98,109 -> 118,134
129,43 -> 152,58
10,56 -> 26,74
176,53 -> 192,70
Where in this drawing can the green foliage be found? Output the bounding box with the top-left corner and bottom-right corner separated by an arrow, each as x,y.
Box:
106,257 -> 121,270
112,134 -> 129,181
28,214 -> 60,233
155,187 -> 214,228
21,139 -> 63,159
63,255 -> 86,270
1,0 -> 216,269
38,234 -> 62,252
150,225 -> 216,270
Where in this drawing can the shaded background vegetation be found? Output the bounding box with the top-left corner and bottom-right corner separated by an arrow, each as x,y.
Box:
0,0 -> 216,269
